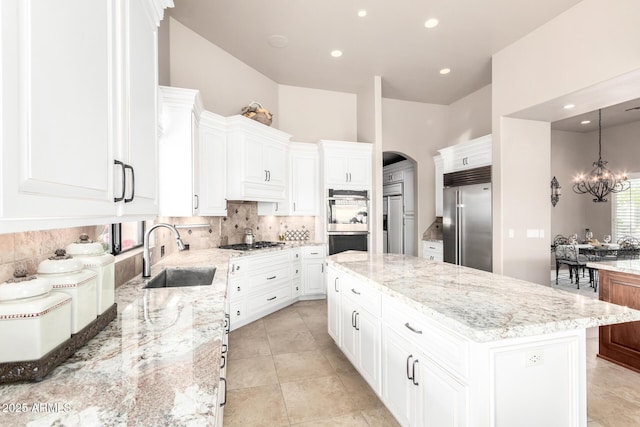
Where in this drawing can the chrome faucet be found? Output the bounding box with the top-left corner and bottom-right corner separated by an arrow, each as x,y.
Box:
143,223 -> 186,277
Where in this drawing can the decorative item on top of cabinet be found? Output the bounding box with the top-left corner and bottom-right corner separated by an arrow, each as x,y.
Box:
157,86 -> 205,217
226,115 -> 291,202
241,101 -> 273,126
438,134 -> 491,174
320,140 -> 372,190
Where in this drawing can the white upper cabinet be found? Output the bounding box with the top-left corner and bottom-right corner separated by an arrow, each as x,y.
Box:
438,134 -> 492,174
258,142 -> 319,216
0,0 -> 117,231
157,86 -> 204,217
116,0 -> 161,217
0,0 -> 169,233
320,141 -> 372,190
226,116 -> 290,202
198,111 -> 228,216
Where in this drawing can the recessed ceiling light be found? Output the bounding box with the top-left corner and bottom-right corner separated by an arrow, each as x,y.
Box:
424,18 -> 439,28
564,104 -> 575,109
357,10 -> 367,17
581,120 -> 591,125
267,35 -> 289,48
439,68 -> 451,75
331,50 -> 343,58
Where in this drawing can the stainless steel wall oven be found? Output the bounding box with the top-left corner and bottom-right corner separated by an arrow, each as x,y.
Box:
326,189 -> 369,255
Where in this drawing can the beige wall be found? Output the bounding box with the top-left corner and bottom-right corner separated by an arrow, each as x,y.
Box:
447,84 -> 492,145
492,0 -> 640,284
381,98 -> 449,253
278,85 -> 357,142
169,17 -> 280,125
157,16 -> 170,86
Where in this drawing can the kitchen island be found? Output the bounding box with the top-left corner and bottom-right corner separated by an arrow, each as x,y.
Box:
0,249 -> 236,427
586,259 -> 640,373
327,252 -> 640,427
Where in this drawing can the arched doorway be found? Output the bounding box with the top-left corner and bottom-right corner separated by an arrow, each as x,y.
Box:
382,151 -> 417,255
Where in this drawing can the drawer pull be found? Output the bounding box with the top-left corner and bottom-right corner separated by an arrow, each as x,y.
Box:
351,288 -> 361,295
406,354 -> 414,380
267,296 -> 277,301
220,377 -> 227,407
237,286 -> 241,292
267,275 -> 276,280
405,322 -> 423,334
429,246 -> 436,249
221,344 -> 228,354
310,252 -> 319,255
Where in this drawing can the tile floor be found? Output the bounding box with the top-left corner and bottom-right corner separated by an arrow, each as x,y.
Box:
224,300 -> 399,426
225,293 -> 640,426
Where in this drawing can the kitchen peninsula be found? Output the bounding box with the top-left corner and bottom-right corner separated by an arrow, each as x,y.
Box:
587,259 -> 640,373
327,252 -> 640,427
0,249 -> 234,426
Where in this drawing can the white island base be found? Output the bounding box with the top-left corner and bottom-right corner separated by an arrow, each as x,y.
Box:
326,253 -> 640,427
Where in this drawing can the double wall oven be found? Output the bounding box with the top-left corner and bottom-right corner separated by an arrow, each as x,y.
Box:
326,189 -> 369,255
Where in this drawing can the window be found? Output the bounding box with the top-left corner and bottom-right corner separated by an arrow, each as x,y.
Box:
612,173 -> 640,242
110,221 -> 146,255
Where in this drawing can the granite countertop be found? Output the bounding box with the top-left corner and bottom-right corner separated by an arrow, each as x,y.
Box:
327,252 -> 640,343
0,248 -> 235,427
586,259 -> 640,275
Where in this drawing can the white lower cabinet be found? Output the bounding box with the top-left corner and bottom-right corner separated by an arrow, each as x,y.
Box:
337,271 -> 382,395
382,325 -> 467,427
301,246 -> 326,298
227,246 -> 326,331
216,323 -> 229,425
327,267 -> 341,344
422,240 -> 443,262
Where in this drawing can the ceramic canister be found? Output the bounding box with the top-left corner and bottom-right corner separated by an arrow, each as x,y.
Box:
66,234 -> 115,315
0,270 -> 72,363
37,249 -> 97,334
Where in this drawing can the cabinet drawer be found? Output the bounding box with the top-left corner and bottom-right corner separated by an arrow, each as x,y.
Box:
292,262 -> 301,280
248,251 -> 290,270
247,283 -> 291,314
382,295 -> 468,380
248,264 -> 291,292
292,280 -> 301,298
290,248 -> 301,261
342,278 -> 381,316
302,246 -> 325,259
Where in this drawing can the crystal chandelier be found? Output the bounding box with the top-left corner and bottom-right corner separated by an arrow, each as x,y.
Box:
573,109 -> 629,202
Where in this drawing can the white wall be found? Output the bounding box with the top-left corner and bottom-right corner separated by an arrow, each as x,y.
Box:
381,98 -> 449,253
158,17 -> 170,86
278,85 -> 357,142
169,17 -> 279,125
447,84 -> 492,145
492,0 -> 640,284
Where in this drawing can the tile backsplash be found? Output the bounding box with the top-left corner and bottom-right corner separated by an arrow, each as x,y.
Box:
0,201 -> 317,286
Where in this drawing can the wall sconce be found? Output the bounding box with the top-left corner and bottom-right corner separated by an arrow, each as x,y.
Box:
551,176 -> 561,207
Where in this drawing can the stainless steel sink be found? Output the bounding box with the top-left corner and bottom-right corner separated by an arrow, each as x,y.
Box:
144,266 -> 216,289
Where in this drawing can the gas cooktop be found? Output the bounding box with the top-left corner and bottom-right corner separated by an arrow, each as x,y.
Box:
218,241 -> 285,251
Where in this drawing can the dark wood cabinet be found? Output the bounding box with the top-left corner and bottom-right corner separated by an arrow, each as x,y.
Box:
599,269 -> 640,372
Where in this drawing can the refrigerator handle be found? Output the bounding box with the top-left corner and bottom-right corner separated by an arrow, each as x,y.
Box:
456,190 -> 462,266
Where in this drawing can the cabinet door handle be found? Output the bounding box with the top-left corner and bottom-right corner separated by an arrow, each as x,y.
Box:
219,377 -> 227,407
405,322 -> 423,334
267,296 -> 276,301
267,170 -> 271,181
412,359 -> 419,386
236,310 -> 241,316
322,264 -> 324,273
351,288 -> 361,295
293,202 -> 296,211
221,344 -> 228,354
345,172 -> 349,182
348,172 -> 352,182
220,354 -> 226,369
355,312 -> 360,331
194,194 -> 199,210
351,310 -> 357,328
237,286 -> 241,292
265,170 -> 268,181
225,313 -> 230,334
124,164 -> 135,203
267,275 -> 276,280
114,160 -> 126,202
334,277 -> 339,292
406,354 -> 414,380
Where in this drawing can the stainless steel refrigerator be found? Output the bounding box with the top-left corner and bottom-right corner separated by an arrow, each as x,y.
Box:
443,180 -> 492,272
